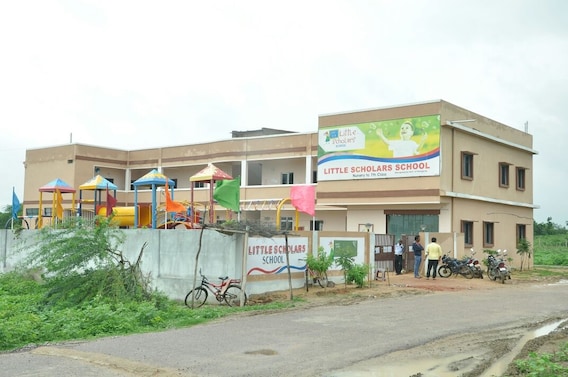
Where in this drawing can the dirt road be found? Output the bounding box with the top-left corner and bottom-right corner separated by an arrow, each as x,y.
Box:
2,273 -> 568,377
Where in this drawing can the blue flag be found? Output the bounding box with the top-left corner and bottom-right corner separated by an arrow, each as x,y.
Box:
12,188 -> 21,220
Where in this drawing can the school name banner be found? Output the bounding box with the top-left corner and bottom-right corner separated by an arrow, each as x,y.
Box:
317,115 -> 441,181
246,237 -> 308,276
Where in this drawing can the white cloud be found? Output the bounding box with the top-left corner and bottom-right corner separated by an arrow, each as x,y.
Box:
1,0 -> 567,224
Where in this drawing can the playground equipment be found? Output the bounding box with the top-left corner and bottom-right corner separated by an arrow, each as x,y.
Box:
35,165 -> 239,230
190,163 -> 234,225
78,175 -> 117,216
37,178 -> 76,229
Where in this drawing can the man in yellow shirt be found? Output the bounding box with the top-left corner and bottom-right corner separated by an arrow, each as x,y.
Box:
425,237 -> 442,280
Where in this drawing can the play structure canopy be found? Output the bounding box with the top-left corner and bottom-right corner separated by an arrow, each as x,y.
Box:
190,163 -> 233,182
38,178 -> 76,228
39,178 -> 76,193
78,175 -> 118,216
133,169 -> 176,228
190,163 -> 233,224
79,175 -> 118,190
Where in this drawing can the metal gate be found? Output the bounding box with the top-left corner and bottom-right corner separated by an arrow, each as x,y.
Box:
374,234 -> 395,273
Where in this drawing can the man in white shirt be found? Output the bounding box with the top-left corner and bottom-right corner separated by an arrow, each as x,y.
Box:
394,239 -> 404,275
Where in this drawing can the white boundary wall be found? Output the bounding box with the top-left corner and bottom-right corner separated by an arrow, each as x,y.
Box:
1,229 -> 374,300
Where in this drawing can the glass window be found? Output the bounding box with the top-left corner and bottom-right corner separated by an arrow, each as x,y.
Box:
280,216 -> 293,230
26,208 -> 39,217
310,220 -> 324,231
499,163 -> 510,187
462,152 -> 474,180
281,172 -> 294,185
517,224 -> 527,241
483,222 -> 494,247
516,167 -> 526,191
386,214 -> 439,240
462,220 -> 474,246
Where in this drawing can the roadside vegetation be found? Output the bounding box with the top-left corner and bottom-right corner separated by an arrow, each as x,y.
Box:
507,218 -> 568,376
1,205 -> 568,376
0,213 -> 295,352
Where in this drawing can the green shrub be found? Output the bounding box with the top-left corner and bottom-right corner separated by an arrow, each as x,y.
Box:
345,263 -> 369,288
306,247 -> 334,276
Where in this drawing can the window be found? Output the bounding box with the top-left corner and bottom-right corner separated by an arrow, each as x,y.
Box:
171,178 -> 178,188
280,216 -> 293,231
130,180 -> 136,191
194,181 -> 206,188
461,152 -> 474,180
105,177 -> 115,184
499,163 -> 510,187
26,208 -> 39,217
483,222 -> 494,247
310,220 -> 324,231
517,224 -> 527,241
44,208 -> 52,216
281,172 -> 294,185
312,170 -> 318,183
462,220 -> 474,246
516,167 -> 526,191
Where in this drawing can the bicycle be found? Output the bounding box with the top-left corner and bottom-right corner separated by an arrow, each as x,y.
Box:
300,258 -> 335,289
184,270 -> 247,308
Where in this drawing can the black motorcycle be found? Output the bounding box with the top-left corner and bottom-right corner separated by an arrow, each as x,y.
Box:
437,252 -> 474,279
486,249 -> 511,284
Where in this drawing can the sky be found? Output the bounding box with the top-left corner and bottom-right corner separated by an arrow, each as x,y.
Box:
1,0 -> 566,224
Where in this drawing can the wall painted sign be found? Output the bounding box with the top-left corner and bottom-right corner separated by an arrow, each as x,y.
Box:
319,236 -> 366,271
317,115 -> 441,181
246,237 -> 308,275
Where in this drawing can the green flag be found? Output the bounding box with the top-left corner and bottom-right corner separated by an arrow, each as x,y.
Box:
213,177 -> 240,212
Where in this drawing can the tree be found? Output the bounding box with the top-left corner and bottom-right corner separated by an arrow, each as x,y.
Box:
20,216 -> 151,307
516,238 -> 532,271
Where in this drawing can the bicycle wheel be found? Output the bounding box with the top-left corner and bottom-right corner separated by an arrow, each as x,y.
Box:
184,287 -> 208,308
316,272 -> 329,288
224,284 -> 247,307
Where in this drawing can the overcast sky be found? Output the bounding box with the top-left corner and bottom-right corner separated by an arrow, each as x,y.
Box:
1,0 -> 566,224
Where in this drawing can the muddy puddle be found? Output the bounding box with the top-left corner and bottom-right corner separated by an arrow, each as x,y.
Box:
327,318 -> 567,377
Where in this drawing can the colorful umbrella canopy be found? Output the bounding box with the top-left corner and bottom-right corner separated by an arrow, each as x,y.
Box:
133,169 -> 175,187
39,178 -> 76,193
190,163 -> 233,224
79,175 -> 118,190
133,169 -> 176,229
190,163 -> 233,182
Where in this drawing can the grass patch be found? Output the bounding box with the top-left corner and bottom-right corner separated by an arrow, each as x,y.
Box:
0,272 -> 296,352
513,266 -> 568,281
514,342 -> 568,377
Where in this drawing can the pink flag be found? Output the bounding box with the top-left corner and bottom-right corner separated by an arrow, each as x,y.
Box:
290,185 -> 316,216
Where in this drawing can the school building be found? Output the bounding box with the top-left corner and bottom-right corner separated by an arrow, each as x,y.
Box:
20,99 -> 537,268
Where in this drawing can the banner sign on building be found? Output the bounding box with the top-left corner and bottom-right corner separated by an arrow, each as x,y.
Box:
246,237 -> 308,275
317,115 -> 441,181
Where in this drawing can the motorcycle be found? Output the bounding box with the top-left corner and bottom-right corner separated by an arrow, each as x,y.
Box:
486,249 -> 511,284
437,252 -> 474,279
465,249 -> 483,279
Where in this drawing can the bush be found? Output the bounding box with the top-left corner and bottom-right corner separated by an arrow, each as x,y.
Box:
306,247 -> 334,276
345,263 -> 369,288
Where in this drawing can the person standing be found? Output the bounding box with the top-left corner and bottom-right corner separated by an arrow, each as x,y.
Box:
412,235 -> 424,278
394,239 -> 404,275
425,237 -> 443,280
